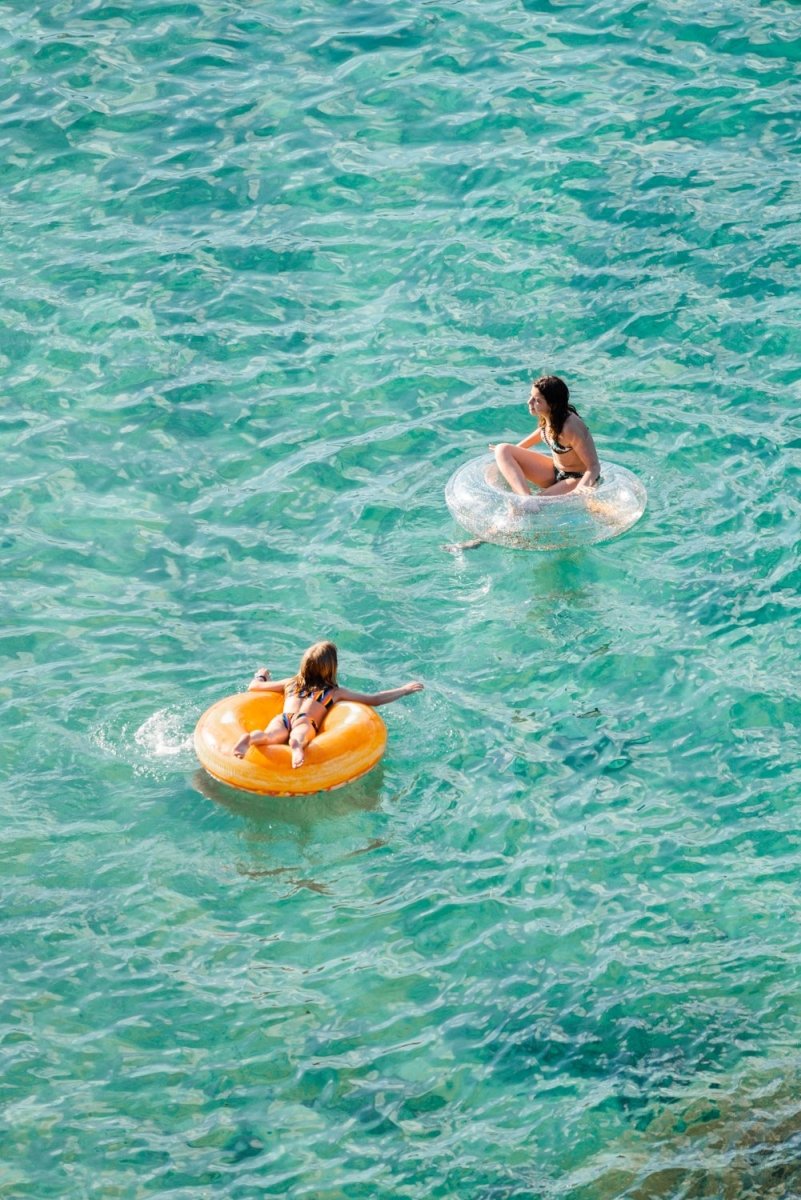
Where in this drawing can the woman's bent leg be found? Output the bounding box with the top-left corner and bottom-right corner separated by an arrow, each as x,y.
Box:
494,444 -> 554,494
542,476 -> 581,496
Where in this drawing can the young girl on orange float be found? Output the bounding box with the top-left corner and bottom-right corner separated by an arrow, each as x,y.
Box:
233,640 -> 423,768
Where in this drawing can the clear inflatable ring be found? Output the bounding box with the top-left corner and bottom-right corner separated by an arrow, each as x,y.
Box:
445,453 -> 647,550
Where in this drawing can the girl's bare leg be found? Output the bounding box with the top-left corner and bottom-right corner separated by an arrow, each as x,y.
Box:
494,444 -> 555,494
289,719 -> 317,769
233,714 -> 289,758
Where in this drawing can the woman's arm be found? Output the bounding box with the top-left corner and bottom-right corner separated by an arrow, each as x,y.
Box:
335,681 -> 424,707
567,420 -> 601,489
489,429 -> 542,451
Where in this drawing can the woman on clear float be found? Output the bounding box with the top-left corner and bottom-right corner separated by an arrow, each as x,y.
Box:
493,375 -> 600,502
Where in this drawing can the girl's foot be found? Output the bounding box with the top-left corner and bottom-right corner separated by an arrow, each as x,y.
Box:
233,733 -> 251,758
291,744 -> 306,769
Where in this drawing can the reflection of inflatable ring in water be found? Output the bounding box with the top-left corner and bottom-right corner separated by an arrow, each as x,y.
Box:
194,692 -> 387,795
445,453 -> 647,550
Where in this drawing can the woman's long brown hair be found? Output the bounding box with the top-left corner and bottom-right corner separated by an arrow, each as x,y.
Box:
534,374 -> 577,439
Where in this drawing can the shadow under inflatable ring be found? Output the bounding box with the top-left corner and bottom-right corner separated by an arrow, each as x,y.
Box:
194,692 -> 387,796
445,453 -> 647,550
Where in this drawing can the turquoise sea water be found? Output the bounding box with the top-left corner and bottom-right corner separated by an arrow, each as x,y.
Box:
2,1 -> 801,1196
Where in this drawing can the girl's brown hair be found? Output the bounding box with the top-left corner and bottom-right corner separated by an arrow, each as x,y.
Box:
533,374 -> 577,439
293,641 -> 338,692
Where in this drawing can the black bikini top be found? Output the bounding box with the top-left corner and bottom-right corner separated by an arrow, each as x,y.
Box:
541,424 -> 572,455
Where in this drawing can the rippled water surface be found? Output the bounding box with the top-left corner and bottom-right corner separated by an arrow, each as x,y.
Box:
3,1 -> 801,1196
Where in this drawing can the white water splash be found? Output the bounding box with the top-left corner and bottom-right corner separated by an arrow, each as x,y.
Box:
134,707 -> 194,758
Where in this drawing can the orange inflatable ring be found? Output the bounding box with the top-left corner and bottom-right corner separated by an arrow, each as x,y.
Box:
194,691 -> 387,795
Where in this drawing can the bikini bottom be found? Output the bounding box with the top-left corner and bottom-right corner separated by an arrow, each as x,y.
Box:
282,712 -> 319,734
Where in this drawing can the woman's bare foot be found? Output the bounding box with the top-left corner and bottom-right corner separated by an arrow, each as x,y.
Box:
291,742 -> 306,769
518,495 -> 541,513
233,733 -> 251,758
442,538 -> 484,552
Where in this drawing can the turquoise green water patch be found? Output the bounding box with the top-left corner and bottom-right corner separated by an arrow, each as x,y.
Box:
2,0 -> 801,1196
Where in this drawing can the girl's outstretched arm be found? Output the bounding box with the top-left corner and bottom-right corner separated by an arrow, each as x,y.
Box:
247,674 -> 292,693
335,681 -> 424,707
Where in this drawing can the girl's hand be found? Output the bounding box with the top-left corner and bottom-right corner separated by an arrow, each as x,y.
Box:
253,667 -> 271,682
488,443 -> 497,451
404,681 -> 424,694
